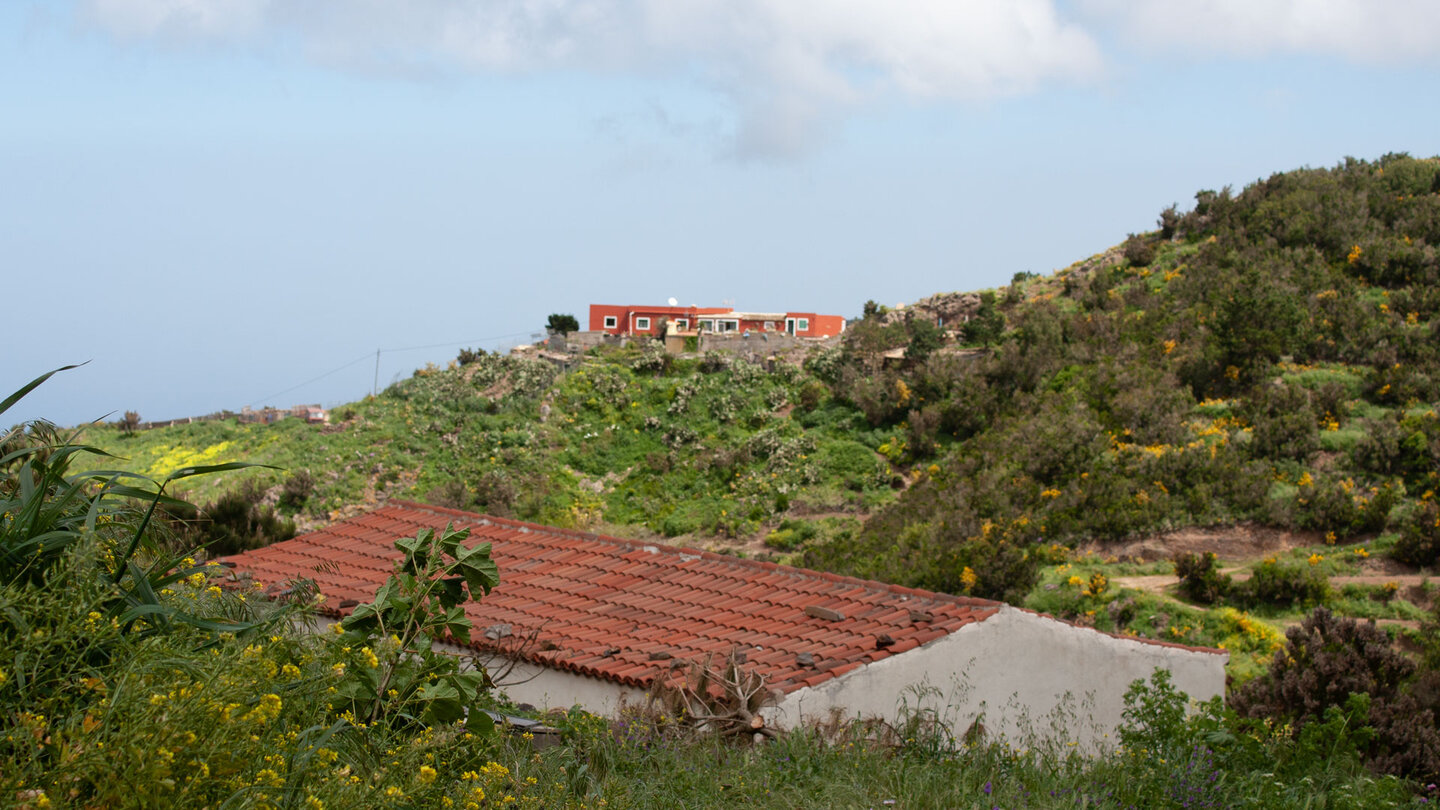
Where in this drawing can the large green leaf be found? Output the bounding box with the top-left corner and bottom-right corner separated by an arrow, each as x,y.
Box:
0,363 -> 84,418
452,541 -> 499,597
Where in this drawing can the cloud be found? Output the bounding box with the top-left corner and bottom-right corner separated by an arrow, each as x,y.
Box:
81,0 -> 1104,158
1081,0 -> 1440,64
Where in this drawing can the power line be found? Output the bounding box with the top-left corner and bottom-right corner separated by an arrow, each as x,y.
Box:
246,330 -> 543,409
246,353 -> 373,409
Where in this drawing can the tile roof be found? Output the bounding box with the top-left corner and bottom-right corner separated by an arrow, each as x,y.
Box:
221,501 -> 1004,694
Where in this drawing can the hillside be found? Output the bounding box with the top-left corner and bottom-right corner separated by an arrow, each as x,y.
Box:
80,154 -> 1440,680
9,153 -> 1440,805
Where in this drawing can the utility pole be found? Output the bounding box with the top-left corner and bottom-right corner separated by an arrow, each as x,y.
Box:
372,349 -> 380,397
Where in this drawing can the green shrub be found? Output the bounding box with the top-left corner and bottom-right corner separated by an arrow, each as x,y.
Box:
1394,499 -> 1440,567
278,469 -> 315,510
765,519 -> 818,551
1122,233 -> 1156,267
1242,558 -> 1330,608
1174,551 -> 1231,604
186,483 -> 296,557
1244,382 -> 1319,461
960,292 -> 1004,346
817,440 -> 885,492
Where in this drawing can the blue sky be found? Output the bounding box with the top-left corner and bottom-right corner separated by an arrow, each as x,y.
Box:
4,0 -> 1439,427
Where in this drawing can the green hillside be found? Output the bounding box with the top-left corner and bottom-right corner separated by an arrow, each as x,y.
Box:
8,153 -> 1440,805
77,154 -> 1440,680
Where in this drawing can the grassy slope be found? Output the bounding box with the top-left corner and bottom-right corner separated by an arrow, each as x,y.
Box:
87,346 -> 897,549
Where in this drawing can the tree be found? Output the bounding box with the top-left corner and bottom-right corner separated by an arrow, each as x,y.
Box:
546,313 -> 580,335
119,410 -> 141,435
906,315 -> 943,365
961,292 -> 1004,346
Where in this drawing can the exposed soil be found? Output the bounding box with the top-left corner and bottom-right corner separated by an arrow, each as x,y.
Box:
1083,524 -> 1321,563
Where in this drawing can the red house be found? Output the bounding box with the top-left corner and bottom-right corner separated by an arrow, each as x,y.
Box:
589,304 -> 845,338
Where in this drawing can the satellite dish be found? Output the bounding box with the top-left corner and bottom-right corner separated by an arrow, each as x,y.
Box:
667,297 -> 678,306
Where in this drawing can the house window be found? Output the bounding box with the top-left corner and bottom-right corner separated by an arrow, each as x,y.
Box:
698,319 -> 713,332
636,317 -> 651,330
796,318 -> 810,332
603,315 -> 617,329
674,319 -> 688,330
718,319 -> 739,333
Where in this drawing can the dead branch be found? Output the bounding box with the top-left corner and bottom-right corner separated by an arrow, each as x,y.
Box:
648,648 -> 781,741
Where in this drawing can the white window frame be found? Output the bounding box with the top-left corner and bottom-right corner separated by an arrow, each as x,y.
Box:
718,319 -> 739,333
674,319 -> 688,330
698,319 -> 713,332
797,318 -> 809,332
603,315 -> 617,329
636,316 -> 651,330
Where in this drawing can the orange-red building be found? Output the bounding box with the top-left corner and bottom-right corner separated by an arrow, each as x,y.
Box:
588,304 -> 845,338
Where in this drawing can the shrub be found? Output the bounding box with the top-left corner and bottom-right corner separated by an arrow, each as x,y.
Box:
1157,204 -> 1181,240
1293,477 -> 1397,538
817,440 -> 886,492
905,405 -> 942,459
765,519 -> 818,551
1231,607 -> 1440,782
700,350 -> 732,373
915,529 -> 1038,604
1174,551 -> 1231,604
796,379 -> 829,412
1122,233 -> 1156,267
906,316 -> 944,365
278,469 -> 315,510
456,346 -> 487,366
1244,381 -> 1319,461
1394,499 -> 1440,567
960,292 -> 1003,346
1232,607 -> 1412,722
190,482 -> 297,557
1241,558 -> 1330,608
631,341 -> 671,376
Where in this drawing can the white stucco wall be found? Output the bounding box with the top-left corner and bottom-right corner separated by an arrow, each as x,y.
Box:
769,605 -> 1226,750
493,660 -> 648,716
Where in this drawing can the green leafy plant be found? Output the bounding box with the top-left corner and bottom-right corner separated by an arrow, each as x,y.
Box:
333,522 -> 500,730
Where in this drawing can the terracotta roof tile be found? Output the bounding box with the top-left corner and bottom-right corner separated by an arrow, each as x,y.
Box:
222,501 -> 1012,693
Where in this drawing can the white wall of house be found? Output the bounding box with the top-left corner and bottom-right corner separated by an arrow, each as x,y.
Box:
769,606 -> 1226,750
493,660 -> 648,717
334,610 -> 1224,745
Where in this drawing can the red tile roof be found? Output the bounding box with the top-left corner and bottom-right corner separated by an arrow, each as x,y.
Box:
221,501 -> 1004,694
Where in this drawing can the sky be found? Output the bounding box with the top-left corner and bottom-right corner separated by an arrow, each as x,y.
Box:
4,0 -> 1439,428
